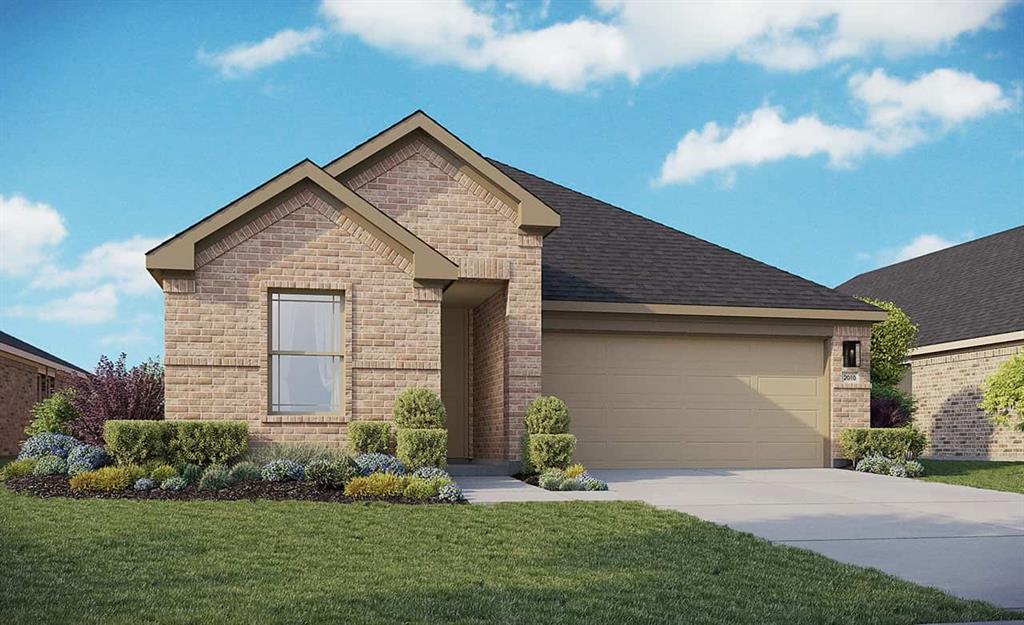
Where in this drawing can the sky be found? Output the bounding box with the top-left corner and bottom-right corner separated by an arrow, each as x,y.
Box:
1,0 -> 1022,371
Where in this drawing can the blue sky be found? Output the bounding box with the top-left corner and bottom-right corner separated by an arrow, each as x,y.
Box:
1,0 -> 1022,370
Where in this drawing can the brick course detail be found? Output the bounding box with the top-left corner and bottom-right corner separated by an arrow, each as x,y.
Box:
911,342 -> 1024,459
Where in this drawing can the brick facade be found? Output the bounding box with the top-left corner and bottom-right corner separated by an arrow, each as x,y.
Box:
829,324 -> 873,461
471,288 -> 507,459
0,352 -> 76,456
910,341 -> 1024,459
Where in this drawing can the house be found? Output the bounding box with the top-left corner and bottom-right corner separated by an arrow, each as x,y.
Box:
0,330 -> 88,456
839,227 -> 1024,459
146,111 -> 884,471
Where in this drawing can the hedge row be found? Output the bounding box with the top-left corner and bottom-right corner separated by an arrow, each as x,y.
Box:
839,427 -> 926,462
104,420 -> 248,466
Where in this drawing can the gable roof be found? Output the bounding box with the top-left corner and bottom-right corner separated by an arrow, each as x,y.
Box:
0,330 -> 88,374
838,226 -> 1024,347
146,159 -> 457,285
490,159 -> 881,318
324,110 -> 560,234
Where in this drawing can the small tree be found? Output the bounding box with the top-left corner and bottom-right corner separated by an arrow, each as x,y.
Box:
980,353 -> 1024,431
858,297 -> 918,388
25,389 -> 81,436
69,353 -> 165,444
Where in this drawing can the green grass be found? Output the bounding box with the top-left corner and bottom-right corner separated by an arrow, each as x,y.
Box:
919,459 -> 1024,494
0,488 -> 1015,625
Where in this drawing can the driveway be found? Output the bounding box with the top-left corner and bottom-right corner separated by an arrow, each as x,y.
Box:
461,468 -> 1024,609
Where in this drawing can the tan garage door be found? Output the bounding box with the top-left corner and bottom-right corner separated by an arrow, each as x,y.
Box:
542,332 -> 829,468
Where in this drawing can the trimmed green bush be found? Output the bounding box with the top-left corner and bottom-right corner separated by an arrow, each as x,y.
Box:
402,476 -> 440,500
396,428 -> 447,470
25,389 -> 80,437
0,458 -> 37,481
528,433 -> 577,471
525,396 -> 570,434
104,420 -> 248,467
392,388 -> 446,429
348,421 -> 395,455
839,427 -> 927,462
305,457 -> 359,489
343,472 -> 405,498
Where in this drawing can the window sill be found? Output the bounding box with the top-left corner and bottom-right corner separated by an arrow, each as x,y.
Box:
262,414 -> 347,424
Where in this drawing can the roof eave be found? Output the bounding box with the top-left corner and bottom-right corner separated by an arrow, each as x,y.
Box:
542,300 -> 888,322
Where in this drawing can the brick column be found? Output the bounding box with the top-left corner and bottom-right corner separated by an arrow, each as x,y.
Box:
829,324 -> 872,462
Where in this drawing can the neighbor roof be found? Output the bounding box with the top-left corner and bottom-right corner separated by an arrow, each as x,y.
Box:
489,160 -> 878,314
0,330 -> 88,374
837,226 -> 1024,347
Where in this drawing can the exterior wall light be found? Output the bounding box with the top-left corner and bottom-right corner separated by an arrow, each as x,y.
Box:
842,340 -> 861,368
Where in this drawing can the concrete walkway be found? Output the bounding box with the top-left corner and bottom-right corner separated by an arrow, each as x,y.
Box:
462,468 -> 1024,609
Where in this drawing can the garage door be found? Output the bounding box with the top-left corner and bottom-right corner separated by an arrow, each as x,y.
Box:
542,332 -> 829,468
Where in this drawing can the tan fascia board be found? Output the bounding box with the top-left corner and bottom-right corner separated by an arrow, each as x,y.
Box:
910,330 -> 1024,357
146,160 -> 458,284
323,110 -> 561,234
542,300 -> 889,322
0,343 -> 87,376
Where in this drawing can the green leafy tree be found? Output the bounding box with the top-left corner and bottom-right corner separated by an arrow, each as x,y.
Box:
980,353 -> 1024,431
25,389 -> 81,436
858,298 -> 918,387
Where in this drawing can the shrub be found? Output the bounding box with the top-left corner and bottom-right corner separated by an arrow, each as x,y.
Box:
839,427 -> 926,462
403,476 -> 440,500
160,476 -> 187,491
25,390 -> 80,437
305,457 -> 359,489
871,383 -> 917,428
104,420 -> 249,466
396,428 -> 447,470
244,442 -> 349,466
528,433 -> 577,471
392,388 -> 446,429
343,472 -> 405,498
228,461 -> 261,483
354,453 -> 406,476
538,468 -> 566,490
179,463 -> 203,484
198,464 -> 233,491
149,464 -> 178,482
0,458 -> 37,480
69,465 -> 145,491
18,433 -> 81,460
134,477 -> 156,491
67,354 -> 164,444
525,396 -> 570,434
565,463 -> 586,479
904,459 -> 924,478
436,482 -> 464,503
348,421 -> 395,455
261,459 -> 304,482
32,455 -> 67,476
855,455 -> 893,475
67,444 -> 110,475
412,466 -> 450,481
888,464 -> 908,478
980,353 -> 1024,431
857,298 -> 918,388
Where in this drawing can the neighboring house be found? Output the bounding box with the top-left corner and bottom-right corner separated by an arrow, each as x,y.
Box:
0,330 -> 88,456
839,226 -> 1024,459
146,111 -> 883,471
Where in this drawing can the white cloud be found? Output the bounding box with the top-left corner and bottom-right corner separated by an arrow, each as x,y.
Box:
33,285 -> 119,325
199,26 -> 326,77
657,68 -> 1010,185
862,233 -> 962,266
0,194 -> 67,276
33,235 -> 164,295
316,0 -> 1010,91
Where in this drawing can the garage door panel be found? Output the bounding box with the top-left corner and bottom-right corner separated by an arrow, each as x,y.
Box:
544,331 -> 828,469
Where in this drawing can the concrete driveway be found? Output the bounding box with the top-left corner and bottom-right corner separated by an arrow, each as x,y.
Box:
461,468 -> 1024,609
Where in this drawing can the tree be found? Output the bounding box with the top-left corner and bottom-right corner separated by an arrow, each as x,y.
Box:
980,353 -> 1024,431
858,297 -> 918,388
69,353 -> 165,444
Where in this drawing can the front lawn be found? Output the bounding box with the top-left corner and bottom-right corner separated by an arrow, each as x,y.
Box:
919,459 -> 1024,494
1,489 -> 1015,625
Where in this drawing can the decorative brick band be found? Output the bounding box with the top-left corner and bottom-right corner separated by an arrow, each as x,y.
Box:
352,362 -> 441,371
517,233 -> 543,248
165,357 -> 260,367
458,257 -> 511,280
163,277 -> 196,294
413,286 -> 443,302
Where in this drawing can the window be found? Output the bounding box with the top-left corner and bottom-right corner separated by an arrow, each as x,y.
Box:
269,291 -> 344,414
37,373 -> 56,401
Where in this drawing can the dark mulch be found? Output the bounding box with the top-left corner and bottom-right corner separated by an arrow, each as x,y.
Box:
3,476 -> 454,505
513,473 -> 540,486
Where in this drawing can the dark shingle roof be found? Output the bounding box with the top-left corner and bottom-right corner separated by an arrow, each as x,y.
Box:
837,226 -> 1024,347
0,330 -> 88,374
488,159 -> 876,313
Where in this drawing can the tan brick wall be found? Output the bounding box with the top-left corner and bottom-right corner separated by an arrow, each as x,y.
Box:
163,185 -> 441,447
472,288 -> 507,459
911,341 -> 1024,459
0,353 -> 76,456
829,324 -> 872,460
342,137 -> 543,460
